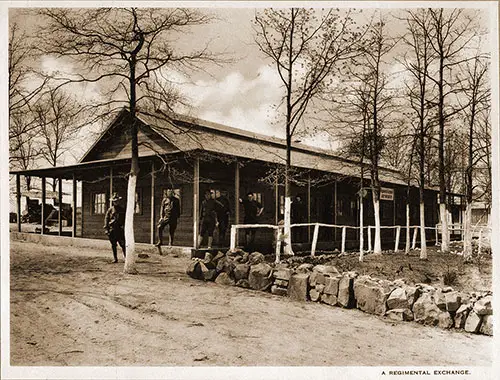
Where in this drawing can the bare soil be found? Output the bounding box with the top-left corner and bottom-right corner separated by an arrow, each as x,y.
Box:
9,240 -> 493,367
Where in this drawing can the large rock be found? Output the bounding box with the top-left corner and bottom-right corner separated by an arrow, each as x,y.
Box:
248,252 -> 265,265
354,276 -> 391,315
387,287 -> 409,310
444,291 -> 462,312
338,273 -> 356,308
434,289 -> 447,311
312,264 -> 340,275
296,263 -> 314,273
309,272 -> 327,287
203,269 -> 218,281
404,285 -> 420,308
233,263 -> 250,281
287,273 -> 310,302
274,279 -> 289,287
473,296 -> 493,316
216,256 -> 233,274
248,263 -> 273,291
309,288 -> 321,302
479,315 -> 493,336
321,293 -> 337,306
186,261 -> 203,280
215,272 -> 236,286
386,308 -> 413,322
413,292 -> 442,326
236,279 -> 250,288
323,275 -> 342,296
438,312 -> 454,329
271,285 -> 288,296
464,310 -> 482,333
454,304 -> 472,329
273,268 -> 292,281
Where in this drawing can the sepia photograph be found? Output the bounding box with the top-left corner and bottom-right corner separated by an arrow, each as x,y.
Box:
1,1 -> 498,379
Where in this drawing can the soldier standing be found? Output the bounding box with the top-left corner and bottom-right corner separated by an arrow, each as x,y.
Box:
104,193 -> 126,263
156,189 -> 180,247
239,192 -> 264,251
215,189 -> 230,246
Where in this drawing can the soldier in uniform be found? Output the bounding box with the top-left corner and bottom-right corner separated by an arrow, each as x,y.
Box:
156,189 -> 181,247
215,189 -> 231,246
198,189 -> 224,249
104,193 -> 126,263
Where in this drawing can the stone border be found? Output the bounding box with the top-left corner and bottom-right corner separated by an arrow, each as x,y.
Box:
187,250 -> 493,336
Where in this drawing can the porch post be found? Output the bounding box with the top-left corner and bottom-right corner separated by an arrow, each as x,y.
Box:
109,167 -> 113,200
235,161 -> 240,246
58,177 -> 63,236
274,170 -> 279,224
193,157 -> 200,248
334,178 -> 338,241
150,161 -> 155,245
72,174 -> 77,237
307,173 -> 311,242
16,174 -> 21,232
41,177 -> 46,235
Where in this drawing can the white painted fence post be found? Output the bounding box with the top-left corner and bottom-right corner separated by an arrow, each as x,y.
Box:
341,226 -> 346,254
412,226 -> 418,250
311,223 -> 320,257
230,225 -> 237,252
394,226 -> 401,253
368,226 -> 372,252
435,225 -> 439,246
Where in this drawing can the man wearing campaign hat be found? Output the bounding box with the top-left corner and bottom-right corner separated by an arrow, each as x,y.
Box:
104,192 -> 126,263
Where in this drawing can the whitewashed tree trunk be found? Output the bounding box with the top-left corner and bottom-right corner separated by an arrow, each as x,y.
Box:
283,196 -> 294,256
124,174 -> 138,274
373,198 -> 382,254
463,202 -> 473,261
359,196 -> 364,262
440,203 -> 450,253
419,201 -> 427,260
405,203 -> 410,254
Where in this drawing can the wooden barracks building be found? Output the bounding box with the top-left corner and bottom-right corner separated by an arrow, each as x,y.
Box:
11,109 -> 456,251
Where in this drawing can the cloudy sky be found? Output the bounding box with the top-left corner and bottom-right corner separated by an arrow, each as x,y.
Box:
7,2 -> 495,164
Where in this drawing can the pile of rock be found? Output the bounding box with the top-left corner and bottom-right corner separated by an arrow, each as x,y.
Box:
186,251 -> 493,336
186,250 -> 274,291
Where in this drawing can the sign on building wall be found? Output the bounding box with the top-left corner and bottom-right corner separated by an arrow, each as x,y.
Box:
380,187 -> 394,201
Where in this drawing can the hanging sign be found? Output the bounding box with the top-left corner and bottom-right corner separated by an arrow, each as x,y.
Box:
380,187 -> 394,201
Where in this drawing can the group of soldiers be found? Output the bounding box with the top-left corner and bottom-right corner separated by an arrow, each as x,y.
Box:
103,189 -> 264,262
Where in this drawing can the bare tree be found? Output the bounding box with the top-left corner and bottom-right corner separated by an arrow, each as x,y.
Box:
460,56 -> 490,261
32,87 -> 85,190
347,15 -> 396,255
37,8 -> 221,273
253,8 -> 362,255
400,8 -> 437,260
425,8 -> 479,253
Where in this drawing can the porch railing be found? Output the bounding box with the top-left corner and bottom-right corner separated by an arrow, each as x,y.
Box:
230,222 -> 492,264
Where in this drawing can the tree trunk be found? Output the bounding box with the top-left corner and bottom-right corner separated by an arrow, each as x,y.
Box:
405,203 -> 410,254
463,202 -> 473,261
419,201 -> 427,259
373,196 -> 382,254
439,203 -> 450,252
123,52 -> 140,274
284,195 -> 293,255
359,192 -> 364,262
124,172 -> 138,274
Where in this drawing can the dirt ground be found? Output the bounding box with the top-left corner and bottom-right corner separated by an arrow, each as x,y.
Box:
8,240 -> 493,367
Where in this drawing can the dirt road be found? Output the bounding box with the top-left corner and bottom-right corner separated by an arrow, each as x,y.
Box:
8,240 -> 492,367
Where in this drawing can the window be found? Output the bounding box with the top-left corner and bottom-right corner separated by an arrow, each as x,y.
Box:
135,188 -> 143,214
93,193 -> 107,215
